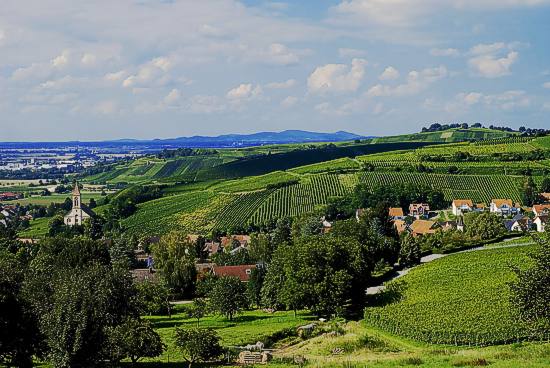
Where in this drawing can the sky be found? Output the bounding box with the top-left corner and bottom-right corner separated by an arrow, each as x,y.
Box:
1,0 -> 549,141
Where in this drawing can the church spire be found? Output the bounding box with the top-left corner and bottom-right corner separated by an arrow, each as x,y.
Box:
72,181 -> 81,209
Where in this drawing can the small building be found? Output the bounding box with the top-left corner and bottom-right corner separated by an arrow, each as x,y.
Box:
204,241 -> 222,256
505,214 -> 532,232
410,219 -> 438,237
532,204 -> 550,217
475,203 -> 487,212
388,207 -> 405,220
321,217 -> 332,233
63,182 -> 94,226
393,220 -> 408,235
534,215 -> 548,233
0,192 -> 22,201
212,264 -> 257,282
539,193 -> 550,202
451,200 -> 473,216
490,199 -> 520,216
409,203 -> 430,219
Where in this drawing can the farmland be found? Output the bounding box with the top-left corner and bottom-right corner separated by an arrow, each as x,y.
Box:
121,170 -> 526,236
363,245 -> 537,346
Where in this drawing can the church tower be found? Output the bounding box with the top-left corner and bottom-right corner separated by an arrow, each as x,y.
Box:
72,182 -> 81,209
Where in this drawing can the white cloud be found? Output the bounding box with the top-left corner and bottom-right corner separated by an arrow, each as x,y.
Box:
122,57 -> 173,88
164,89 -> 181,104
430,48 -> 460,57
331,1 -> 550,28
81,53 -> 97,66
338,48 -> 367,58
543,82 -> 550,89
51,50 -> 70,68
265,79 -> 296,89
104,70 -> 128,82
379,66 -> 400,81
226,83 -> 262,100
266,43 -> 300,65
368,65 -> 447,97
467,42 -> 519,78
281,95 -> 298,108
308,58 -> 367,94
446,90 -> 531,112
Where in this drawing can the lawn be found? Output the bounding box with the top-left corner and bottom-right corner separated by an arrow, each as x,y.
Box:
1,192 -> 103,206
142,306 -> 315,365
18,217 -> 50,238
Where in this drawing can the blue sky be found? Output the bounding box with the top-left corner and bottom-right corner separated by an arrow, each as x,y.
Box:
1,0 -> 549,141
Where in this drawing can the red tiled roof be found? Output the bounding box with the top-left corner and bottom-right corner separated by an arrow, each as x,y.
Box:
212,264 -> 256,282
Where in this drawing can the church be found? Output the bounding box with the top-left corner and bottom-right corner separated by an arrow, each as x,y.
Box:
64,182 -> 94,226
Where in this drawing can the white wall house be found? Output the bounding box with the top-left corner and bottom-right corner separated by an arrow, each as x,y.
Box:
534,215 -> 548,233
490,199 -> 520,216
452,200 -> 473,216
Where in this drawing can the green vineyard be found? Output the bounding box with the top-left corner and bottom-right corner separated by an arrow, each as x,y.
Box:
364,245 -> 536,346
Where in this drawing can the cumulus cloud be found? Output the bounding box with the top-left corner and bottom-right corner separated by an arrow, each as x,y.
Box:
430,48 -> 460,57
379,66 -> 400,80
308,58 -> 367,94
226,83 -> 263,100
367,65 -> 447,97
467,42 -> 519,78
265,79 -> 296,89
122,57 -> 173,88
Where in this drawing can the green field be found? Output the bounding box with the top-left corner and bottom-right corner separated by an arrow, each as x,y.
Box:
363,245 -> 535,346
143,307 -> 314,365
1,192 -> 103,206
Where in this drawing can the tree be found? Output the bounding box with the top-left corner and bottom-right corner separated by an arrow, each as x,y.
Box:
247,267 -> 266,307
136,280 -> 171,315
540,177 -> 550,193
23,238 -> 139,368
174,328 -> 223,368
187,298 -> 208,327
105,318 -> 164,365
208,276 -> 248,321
399,233 -> 421,267
464,212 -> 506,240
248,233 -> 273,263
0,250 -> 43,368
509,233 -> 550,336
522,176 -> 538,206
88,198 -> 97,209
152,232 -> 197,298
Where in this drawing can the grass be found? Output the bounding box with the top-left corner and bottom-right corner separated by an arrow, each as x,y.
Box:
276,321 -> 550,368
1,192 -> 103,206
18,217 -> 50,238
142,306 -> 314,365
363,245 -> 535,345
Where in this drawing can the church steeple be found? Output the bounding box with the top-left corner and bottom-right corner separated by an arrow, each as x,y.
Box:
72,182 -> 81,209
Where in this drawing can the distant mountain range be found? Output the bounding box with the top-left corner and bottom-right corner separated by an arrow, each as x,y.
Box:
110,130 -> 367,146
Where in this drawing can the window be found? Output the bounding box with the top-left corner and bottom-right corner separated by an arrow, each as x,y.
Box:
245,269 -> 252,275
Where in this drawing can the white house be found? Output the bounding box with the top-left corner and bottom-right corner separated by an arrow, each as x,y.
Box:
64,182 -> 94,226
388,207 -> 405,220
490,199 -> 520,216
534,215 -> 548,233
451,199 -> 473,216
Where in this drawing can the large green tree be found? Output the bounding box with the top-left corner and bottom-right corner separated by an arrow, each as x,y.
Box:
464,212 -> 506,240
208,276 -> 248,321
174,328 -> 223,368
152,232 -> 197,298
0,250 -> 43,368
